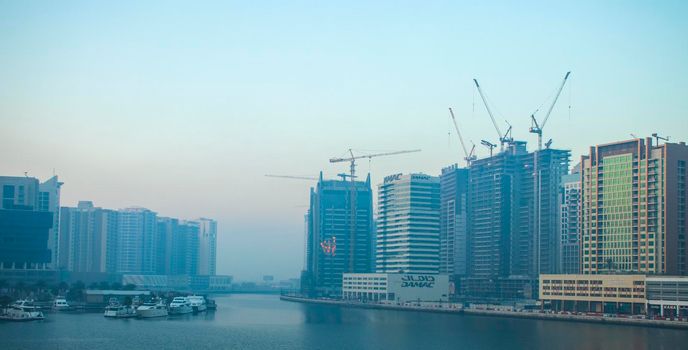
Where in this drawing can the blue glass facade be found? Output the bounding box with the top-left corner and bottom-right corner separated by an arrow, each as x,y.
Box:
305,173 -> 374,296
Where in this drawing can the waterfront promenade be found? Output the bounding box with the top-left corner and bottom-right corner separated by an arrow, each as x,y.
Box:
280,295 -> 688,330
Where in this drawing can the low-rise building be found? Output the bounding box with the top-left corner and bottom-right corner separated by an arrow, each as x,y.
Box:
646,276 -> 688,318
84,289 -> 151,305
539,274 -> 646,314
342,273 -> 449,304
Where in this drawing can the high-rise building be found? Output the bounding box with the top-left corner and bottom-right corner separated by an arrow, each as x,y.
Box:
376,173 -> 440,274
580,138 -> 688,275
525,147 -> 571,276
59,201 -> 118,273
0,176 -> 40,210
197,218 -> 217,275
464,142 -> 569,300
39,176 -> 63,269
559,170 -> 581,274
179,220 -> 200,275
439,164 -> 470,276
468,143 -> 569,278
304,173 -> 374,296
117,207 -> 158,274
0,176 -> 55,283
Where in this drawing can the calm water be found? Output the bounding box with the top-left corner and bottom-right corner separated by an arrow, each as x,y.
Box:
0,294 -> 686,350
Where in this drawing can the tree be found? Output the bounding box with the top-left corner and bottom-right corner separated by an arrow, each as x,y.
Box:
0,295 -> 12,307
34,280 -> 47,292
71,281 -> 85,291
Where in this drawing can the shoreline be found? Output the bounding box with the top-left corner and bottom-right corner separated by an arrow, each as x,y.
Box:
280,295 -> 688,330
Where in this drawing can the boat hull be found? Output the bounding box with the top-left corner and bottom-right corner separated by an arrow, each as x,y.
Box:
136,309 -> 168,318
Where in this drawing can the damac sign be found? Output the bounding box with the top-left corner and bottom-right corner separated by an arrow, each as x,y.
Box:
384,173 -> 403,183
401,275 -> 435,288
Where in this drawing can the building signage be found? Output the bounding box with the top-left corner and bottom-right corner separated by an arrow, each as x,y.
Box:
384,173 -> 403,183
401,275 -> 435,288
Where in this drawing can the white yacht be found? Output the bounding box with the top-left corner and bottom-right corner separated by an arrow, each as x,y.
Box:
168,297 -> 193,315
186,295 -> 207,313
0,300 -> 45,321
136,299 -> 168,318
104,298 -> 136,318
52,297 -> 71,311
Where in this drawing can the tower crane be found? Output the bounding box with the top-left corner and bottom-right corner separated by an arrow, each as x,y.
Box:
265,174 -> 354,181
652,133 -> 669,145
329,149 -> 421,272
265,174 -> 319,181
528,71 -> 570,277
448,108 -> 476,166
473,79 -> 513,151
480,140 -> 496,157
529,71 -> 571,150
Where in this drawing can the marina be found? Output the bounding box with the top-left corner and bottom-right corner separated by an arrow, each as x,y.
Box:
1,294 -> 687,350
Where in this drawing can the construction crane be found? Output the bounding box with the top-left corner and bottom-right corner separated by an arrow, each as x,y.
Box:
473,79 -> 513,150
652,133 -> 669,145
329,148 -> 421,272
448,107 -> 476,166
480,140 -> 496,157
529,71 -> 571,150
265,174 -> 355,182
265,174 -> 319,181
528,71 -> 570,277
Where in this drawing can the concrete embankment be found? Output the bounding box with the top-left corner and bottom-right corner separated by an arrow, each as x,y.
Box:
280,295 -> 688,330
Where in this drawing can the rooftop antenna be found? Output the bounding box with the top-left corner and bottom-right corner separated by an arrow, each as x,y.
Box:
630,133 -> 637,139
24,171 -> 28,177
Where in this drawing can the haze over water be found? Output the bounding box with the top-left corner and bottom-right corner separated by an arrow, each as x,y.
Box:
1,294 -> 686,350
2,1 -> 687,281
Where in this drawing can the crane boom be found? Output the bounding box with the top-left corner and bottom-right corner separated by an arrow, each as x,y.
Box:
540,71 -> 571,130
448,108 -> 469,159
473,79 -> 503,140
329,149 -> 421,163
265,174 -> 318,180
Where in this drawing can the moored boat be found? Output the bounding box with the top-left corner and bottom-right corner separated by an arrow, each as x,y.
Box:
136,298 -> 168,318
206,298 -> 217,311
52,297 -> 71,311
104,298 -> 137,318
168,297 -> 193,315
186,295 -> 207,313
0,300 -> 45,321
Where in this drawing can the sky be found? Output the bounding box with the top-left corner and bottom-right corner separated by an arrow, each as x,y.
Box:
1,1 -> 687,281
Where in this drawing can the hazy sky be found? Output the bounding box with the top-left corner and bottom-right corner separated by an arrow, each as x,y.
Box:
1,1 -> 686,281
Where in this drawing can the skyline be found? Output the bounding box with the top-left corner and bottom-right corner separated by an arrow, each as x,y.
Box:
2,1 -> 687,280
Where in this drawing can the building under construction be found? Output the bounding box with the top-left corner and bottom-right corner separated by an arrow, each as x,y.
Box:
460,141 -> 570,301
439,164 -> 470,277
302,173 -> 374,297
